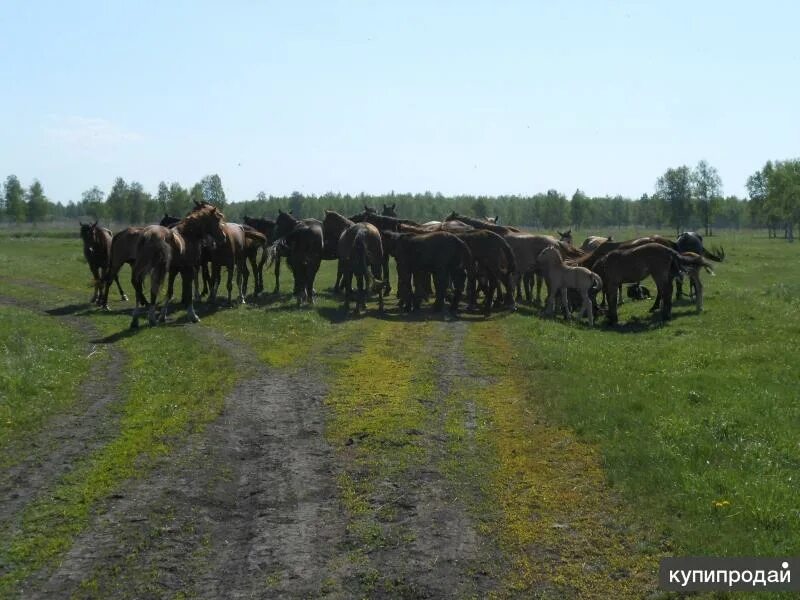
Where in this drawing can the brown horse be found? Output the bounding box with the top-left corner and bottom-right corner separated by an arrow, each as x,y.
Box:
580,235 -> 612,252
455,229 -> 517,315
381,203 -> 397,217
384,231 -> 473,313
243,216 -> 278,295
351,212 -> 422,293
129,203 -> 226,328
99,227 -> 146,310
273,211 -> 324,306
207,223 -> 266,305
80,221 -> 126,305
592,243 -> 714,325
557,229 -> 573,245
322,210 -> 355,292
338,222 -> 384,314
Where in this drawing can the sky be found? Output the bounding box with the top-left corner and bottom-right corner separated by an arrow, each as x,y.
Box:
1,1 -> 798,204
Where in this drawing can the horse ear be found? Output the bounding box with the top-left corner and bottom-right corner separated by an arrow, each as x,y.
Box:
392,203 -> 396,210
494,215 -> 499,222
566,229 -> 571,235
92,220 -> 98,227
364,204 -> 369,211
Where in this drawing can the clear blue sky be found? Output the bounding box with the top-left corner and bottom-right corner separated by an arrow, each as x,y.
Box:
1,1 -> 798,204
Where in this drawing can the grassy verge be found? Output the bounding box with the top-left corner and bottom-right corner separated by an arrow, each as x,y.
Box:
0,305 -> 91,464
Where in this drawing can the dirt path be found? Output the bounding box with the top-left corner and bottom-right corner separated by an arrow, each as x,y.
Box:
28,326 -> 349,599
0,295 -> 126,536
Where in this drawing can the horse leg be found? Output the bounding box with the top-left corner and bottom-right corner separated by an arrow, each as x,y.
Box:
382,255 -> 391,295
433,271 -> 446,311
343,264 -> 352,313
466,273 -> 478,311
273,255 -> 281,294
226,264 -> 235,306
160,269 -> 177,323
129,276 -> 145,330
89,265 -> 101,303
183,268 -> 200,322
582,290 -> 594,327
114,273 -> 127,301
606,284 -> 619,325
237,259 -> 248,304
148,266 -> 165,327
355,273 -> 364,314
202,260 -> 212,297
561,287 -> 571,320
308,258 -> 320,306
658,277 -> 673,321
649,290 -> 661,313
692,271 -> 703,313
483,278 -> 495,317
535,274 -> 544,307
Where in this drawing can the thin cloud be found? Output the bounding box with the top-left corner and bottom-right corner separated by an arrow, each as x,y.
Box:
43,115 -> 144,150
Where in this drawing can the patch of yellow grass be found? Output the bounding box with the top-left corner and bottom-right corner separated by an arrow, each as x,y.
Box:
465,322 -> 659,598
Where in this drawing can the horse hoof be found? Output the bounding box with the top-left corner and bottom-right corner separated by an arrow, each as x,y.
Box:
121,294 -> 128,302
191,315 -> 201,323
129,321 -> 139,330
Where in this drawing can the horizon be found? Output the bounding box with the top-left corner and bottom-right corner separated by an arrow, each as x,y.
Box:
2,1 -> 799,204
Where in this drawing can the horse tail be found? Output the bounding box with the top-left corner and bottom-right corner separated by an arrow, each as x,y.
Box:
591,272 -> 603,290
702,245 -> 725,262
134,232 -> 171,283
455,235 -> 474,274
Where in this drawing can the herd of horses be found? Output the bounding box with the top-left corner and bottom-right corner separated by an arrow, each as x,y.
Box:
78,201 -> 724,330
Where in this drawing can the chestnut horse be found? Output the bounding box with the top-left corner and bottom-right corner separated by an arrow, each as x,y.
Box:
129,203 -> 226,328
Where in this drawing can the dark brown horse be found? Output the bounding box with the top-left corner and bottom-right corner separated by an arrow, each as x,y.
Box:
99,227 -> 146,310
381,203 -> 397,217
338,222 -> 384,314
455,229 -> 517,315
80,221 -> 126,305
273,211 -> 324,306
384,231 -> 473,313
351,212 -> 422,293
129,203 -> 226,328
592,243 -> 714,325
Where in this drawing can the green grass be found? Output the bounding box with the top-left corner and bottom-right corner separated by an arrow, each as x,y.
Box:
495,231 -> 800,560
0,305 -> 90,463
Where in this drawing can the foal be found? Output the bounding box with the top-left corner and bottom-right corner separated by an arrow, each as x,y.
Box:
80,221 -> 126,305
538,246 -> 602,326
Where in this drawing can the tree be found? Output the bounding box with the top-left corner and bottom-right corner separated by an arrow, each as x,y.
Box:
692,160 -> 722,236
106,177 -> 130,222
157,181 -> 170,213
539,189 -> 568,229
4,175 -> 26,223
167,182 -> 191,216
200,174 -> 226,209
471,198 -> 488,218
81,186 -> 106,220
656,166 -> 693,235
765,160 -> 800,242
26,180 -> 48,224
570,189 -> 588,229
189,183 -> 204,207
127,181 -> 150,224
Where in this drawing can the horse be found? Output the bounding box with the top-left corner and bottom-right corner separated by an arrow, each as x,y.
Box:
580,235 -> 612,252
381,203 -> 397,217
383,231 -> 473,313
350,212 -> 422,294
592,243 -> 714,325
338,222 -> 384,314
557,229 -> 573,245
243,216 -> 278,295
80,221 -> 126,305
322,210 -> 355,292
159,214 -> 181,228
675,232 -> 725,299
99,227 -> 145,310
457,230 -> 516,315
273,211 -> 324,306
537,246 -> 602,326
207,223 -> 266,305
129,203 -> 227,329
651,251 -> 715,314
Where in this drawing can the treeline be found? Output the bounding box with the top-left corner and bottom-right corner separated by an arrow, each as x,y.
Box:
3,158 -> 799,237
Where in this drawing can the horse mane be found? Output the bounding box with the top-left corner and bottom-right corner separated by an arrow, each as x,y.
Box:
445,212 -> 511,234
176,203 -> 223,237
324,209 -> 354,228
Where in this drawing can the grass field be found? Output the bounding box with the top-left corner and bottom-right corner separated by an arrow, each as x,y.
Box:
0,229 -> 797,598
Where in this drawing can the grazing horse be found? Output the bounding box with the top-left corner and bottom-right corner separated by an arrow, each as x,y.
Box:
322,210 -> 355,292
273,211 -> 324,306
338,222 -> 384,314
129,203 -> 226,329
537,246 -> 602,326
80,221 -> 126,305
592,243 -> 714,325
381,203 -> 397,217
384,231 -> 473,313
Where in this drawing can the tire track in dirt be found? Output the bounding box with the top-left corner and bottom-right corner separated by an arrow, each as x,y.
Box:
387,320 -> 498,598
0,294 -> 126,536
29,325 -> 348,599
